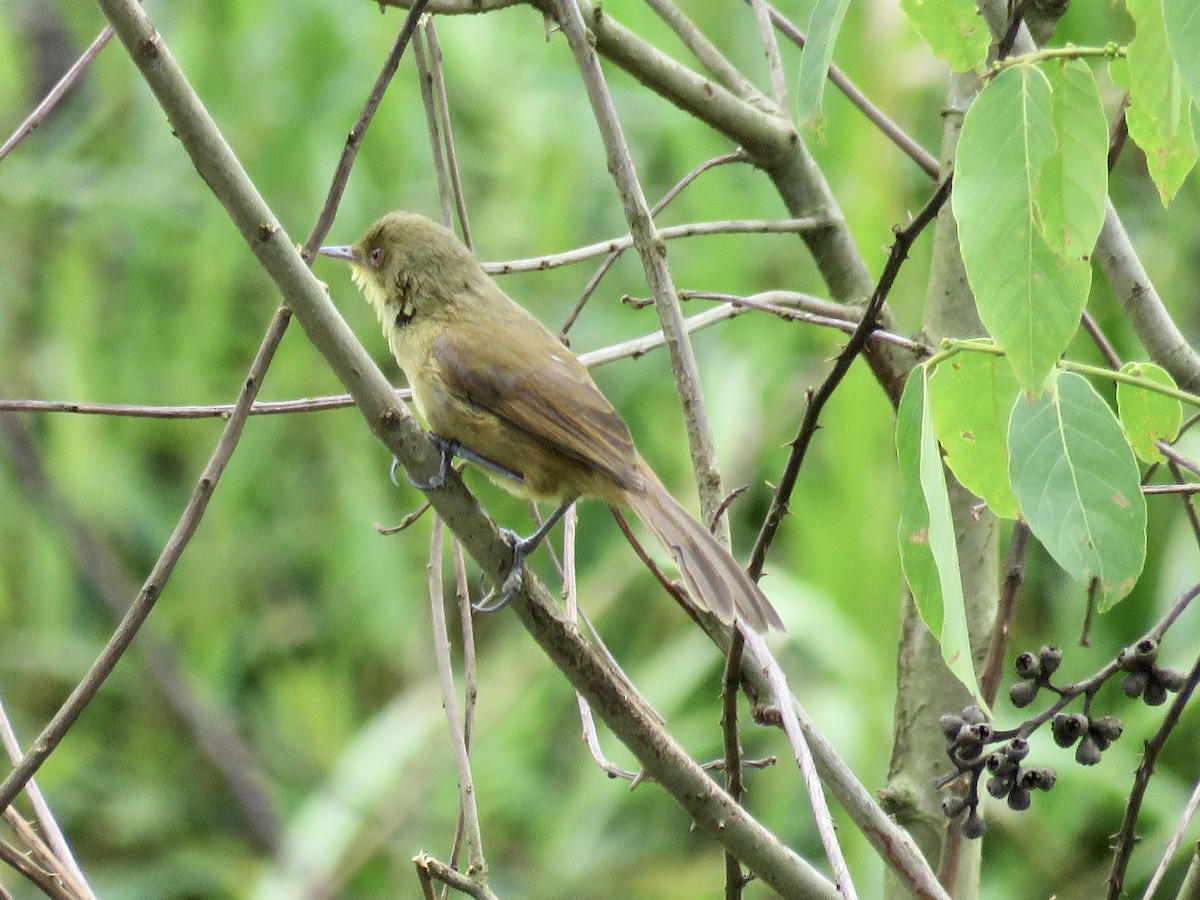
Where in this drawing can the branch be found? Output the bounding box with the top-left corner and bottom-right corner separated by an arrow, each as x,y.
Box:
484,218 -> 828,274
551,0 -> 731,536
0,27 -> 114,163
428,521 -> 487,875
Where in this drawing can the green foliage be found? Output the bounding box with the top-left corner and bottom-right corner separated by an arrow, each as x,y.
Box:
896,366 -> 983,703
953,64 -> 1095,394
1111,0 -> 1198,204
796,0 -> 851,127
1009,371 -> 1147,611
1163,0 -> 1200,115
1116,362 -> 1183,463
898,0 -> 991,73
928,348 -> 1020,520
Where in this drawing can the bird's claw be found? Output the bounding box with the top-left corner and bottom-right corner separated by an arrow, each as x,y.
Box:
472,529 -> 527,614
399,435 -> 454,491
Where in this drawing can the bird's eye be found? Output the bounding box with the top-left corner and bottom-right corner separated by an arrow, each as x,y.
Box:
370,246 -> 382,264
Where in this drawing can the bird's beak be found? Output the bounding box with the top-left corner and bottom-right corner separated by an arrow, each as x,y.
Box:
317,244 -> 357,263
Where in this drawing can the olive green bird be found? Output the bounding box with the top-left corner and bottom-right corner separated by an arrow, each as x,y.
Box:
320,212 -> 784,633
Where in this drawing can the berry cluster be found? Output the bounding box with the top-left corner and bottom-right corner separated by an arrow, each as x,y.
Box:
1117,638 -> 1185,706
939,706 -> 1056,838
937,637 -> 1188,839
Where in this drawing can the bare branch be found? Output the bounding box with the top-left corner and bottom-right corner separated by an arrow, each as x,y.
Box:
642,0 -> 767,107
485,218 -> 828,274
0,27 -> 114,163
428,521 -> 487,875
552,0 -> 732,535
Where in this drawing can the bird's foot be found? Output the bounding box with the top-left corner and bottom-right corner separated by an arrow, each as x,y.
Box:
471,503 -> 573,615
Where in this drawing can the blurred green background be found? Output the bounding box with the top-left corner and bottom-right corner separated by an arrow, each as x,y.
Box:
0,0 -> 1198,897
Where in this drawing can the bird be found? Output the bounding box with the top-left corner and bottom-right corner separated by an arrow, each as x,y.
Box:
319,212 -> 784,633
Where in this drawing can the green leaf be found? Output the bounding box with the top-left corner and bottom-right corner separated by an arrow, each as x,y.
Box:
1037,60 -> 1109,259
928,348 -> 1021,519
953,65 -> 1092,394
1116,362 -> 1183,463
796,0 -> 852,128
898,0 -> 990,72
1009,371 -> 1147,610
1111,0 -> 1198,205
897,367 -> 984,703
1164,0 -> 1200,110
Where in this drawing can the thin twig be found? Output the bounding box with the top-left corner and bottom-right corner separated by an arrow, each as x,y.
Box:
486,218 -> 827,274
0,394 -> 363,418
2,807 -> 91,900
642,0 -> 765,106
413,27 -> 455,230
423,20 -> 473,248
747,176 -> 954,582
428,520 -> 487,875
978,522 -> 1032,707
560,151 -> 750,335
748,0 -> 790,112
413,851 -> 501,900
0,26 -> 114,163
1107,646 -> 1200,899
303,0 -> 432,258
744,629 -> 858,900
759,2 -> 940,177
0,836 -> 74,900
552,0 -> 730,535
0,700 -> 93,898
722,629 -> 747,900
1081,310 -> 1122,370
1141,776 -> 1200,900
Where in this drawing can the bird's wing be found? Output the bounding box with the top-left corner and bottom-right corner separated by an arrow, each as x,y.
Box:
429,325 -> 639,491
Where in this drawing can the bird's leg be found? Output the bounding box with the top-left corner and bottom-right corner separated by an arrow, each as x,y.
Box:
474,500 -> 574,614
397,433 -> 524,490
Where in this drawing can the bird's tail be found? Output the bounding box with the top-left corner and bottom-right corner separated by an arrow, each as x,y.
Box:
624,458 -> 784,634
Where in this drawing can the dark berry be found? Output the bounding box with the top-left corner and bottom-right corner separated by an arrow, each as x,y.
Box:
1014,651 -> 1041,680
1075,733 -> 1102,766
1051,712 -> 1088,747
986,772 -> 1015,799
1006,784 -> 1032,811
1038,645 -> 1063,677
963,809 -> 986,839
1020,767 -> 1057,791
1090,716 -> 1123,743
1143,677 -> 1169,706
1121,670 -> 1149,698
940,714 -> 965,742
1009,679 -> 1039,708
1156,667 -> 1186,692
1003,738 -> 1030,762
961,705 -> 988,725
